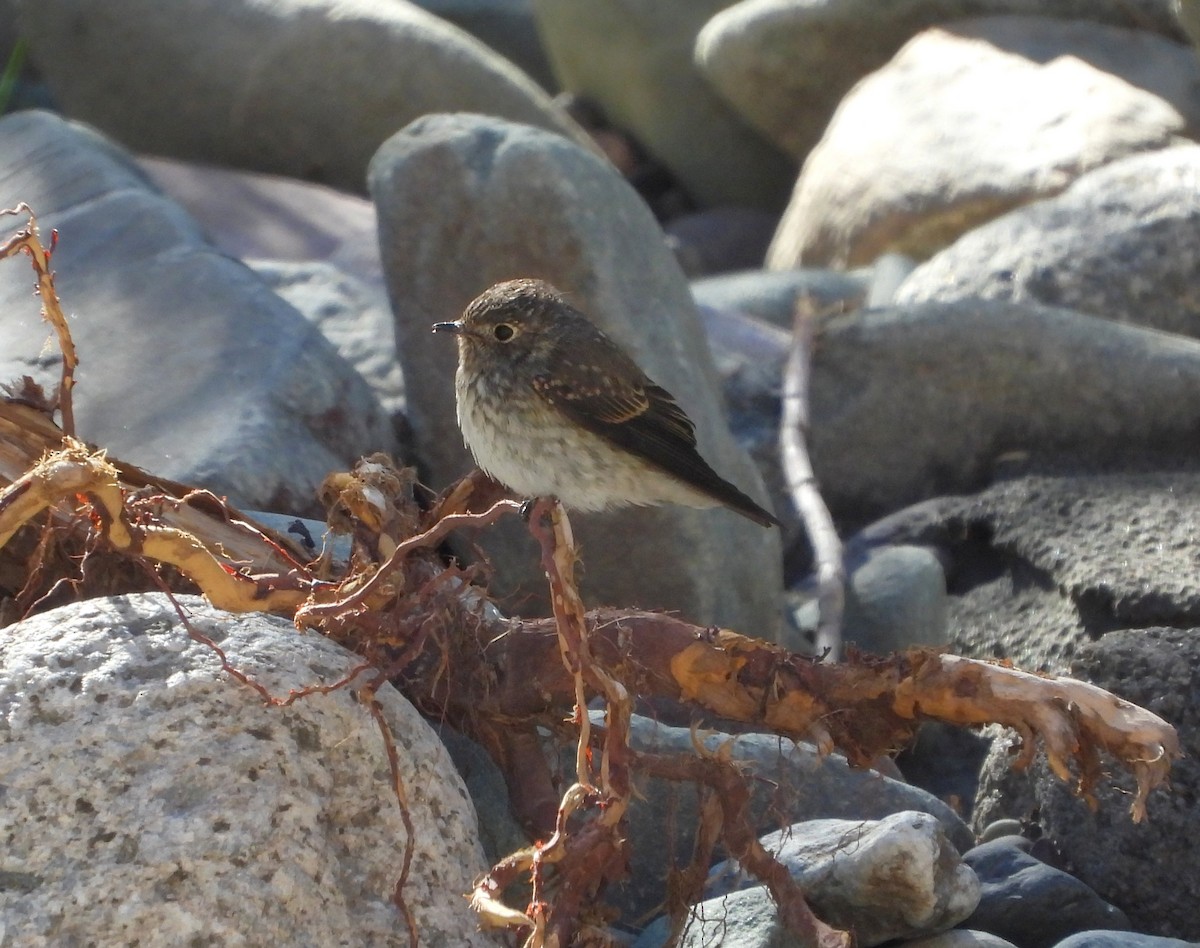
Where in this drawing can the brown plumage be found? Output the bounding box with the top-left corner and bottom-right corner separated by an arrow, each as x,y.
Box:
433,278 -> 778,527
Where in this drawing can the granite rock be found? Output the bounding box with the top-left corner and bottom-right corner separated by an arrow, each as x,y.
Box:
0,593 -> 494,946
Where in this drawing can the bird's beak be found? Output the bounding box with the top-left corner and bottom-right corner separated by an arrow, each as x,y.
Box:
432,320 -> 464,335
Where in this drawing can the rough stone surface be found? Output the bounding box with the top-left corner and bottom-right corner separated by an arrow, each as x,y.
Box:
531,0 -> 795,210
0,110 -> 396,515
808,301 -> 1200,529
12,0 -> 585,193
631,884 -> 801,947
607,715 -> 973,921
369,112 -> 782,636
957,472 -> 1200,631
972,627 -> 1200,940
697,0 -> 1188,162
946,470 -> 1200,671
841,469 -> 1200,674
896,145 -> 1200,339
705,812 -> 981,946
960,837 -> 1129,947
0,593 -> 494,947
766,17 -> 1194,268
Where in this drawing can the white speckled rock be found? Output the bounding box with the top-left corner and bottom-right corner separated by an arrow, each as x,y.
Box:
713,811 -> 980,945
0,593 -> 497,947
639,810 -> 980,946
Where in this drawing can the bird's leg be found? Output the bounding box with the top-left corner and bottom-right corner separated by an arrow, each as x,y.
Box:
520,496 -> 559,523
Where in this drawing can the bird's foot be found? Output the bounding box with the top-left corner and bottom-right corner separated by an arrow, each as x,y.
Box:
519,496 -> 559,523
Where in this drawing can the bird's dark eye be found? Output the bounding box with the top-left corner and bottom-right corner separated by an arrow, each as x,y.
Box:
493,323 -> 517,342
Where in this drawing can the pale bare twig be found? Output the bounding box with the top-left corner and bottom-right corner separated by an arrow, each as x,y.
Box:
781,294 -> 845,659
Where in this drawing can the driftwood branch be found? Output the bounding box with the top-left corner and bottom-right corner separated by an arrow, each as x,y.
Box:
419,609 -> 1176,826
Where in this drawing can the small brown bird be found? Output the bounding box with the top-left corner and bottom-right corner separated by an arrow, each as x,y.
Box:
432,279 -> 778,527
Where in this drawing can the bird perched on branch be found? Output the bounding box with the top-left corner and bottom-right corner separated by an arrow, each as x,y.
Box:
433,278 -> 778,527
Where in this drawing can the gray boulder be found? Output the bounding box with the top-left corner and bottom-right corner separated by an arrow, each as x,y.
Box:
840,468 -> 1200,674
842,544 -> 950,655
531,0 -> 795,209
664,205 -> 780,276
0,593 -> 495,946
766,17 -> 1195,268
250,259 -> 406,422
808,301 -> 1200,526
12,0 -> 586,193
961,837 -> 1129,947
369,112 -> 782,636
0,110 -> 396,513
830,472 -> 1200,939
136,155 -> 385,296
135,157 -> 406,424
851,471 -> 1200,938
951,471 -> 1200,671
697,0 -> 1188,163
632,885 -> 798,947
1053,933 -> 1199,948
896,145 -> 1200,339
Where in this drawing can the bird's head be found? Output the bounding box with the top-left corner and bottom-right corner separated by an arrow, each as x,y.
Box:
433,278 -> 572,366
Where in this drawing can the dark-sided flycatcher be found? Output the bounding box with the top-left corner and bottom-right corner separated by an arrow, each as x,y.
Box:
433,279 -> 778,527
